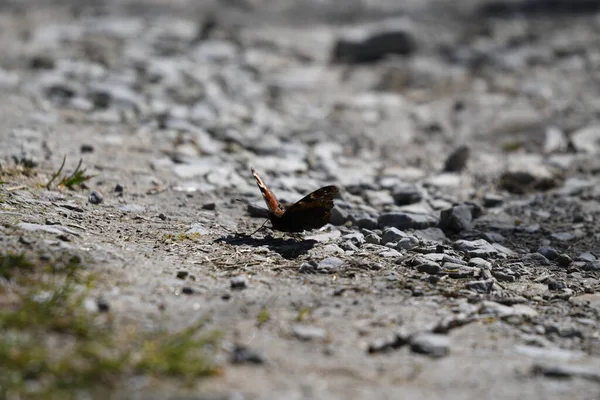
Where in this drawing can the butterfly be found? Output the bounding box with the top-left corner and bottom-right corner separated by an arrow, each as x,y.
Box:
251,168 -> 339,233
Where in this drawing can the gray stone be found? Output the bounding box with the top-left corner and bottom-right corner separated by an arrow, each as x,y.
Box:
392,184 -> 423,205
381,227 -> 407,245
551,232 -> 576,241
465,279 -> 495,293
468,257 -> 492,269
417,262 -> 443,275
410,333 -> 451,358
88,190 -> 103,205
440,205 -> 473,233
230,277 -> 247,290
353,217 -> 378,230
378,212 -> 438,230
292,324 -> 327,341
317,257 -> 344,273
186,223 -> 210,235
412,227 -> 446,242
443,145 -> 470,172
537,246 -> 559,260
556,254 -> 572,267
570,124 -> 600,154
575,252 -> 596,262
453,239 -> 498,258
483,193 -> 504,208
364,233 -> 381,244
543,126 -> 568,154
396,236 -> 419,250
329,206 -> 348,226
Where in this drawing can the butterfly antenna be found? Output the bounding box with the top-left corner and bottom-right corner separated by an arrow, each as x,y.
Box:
247,219 -> 269,236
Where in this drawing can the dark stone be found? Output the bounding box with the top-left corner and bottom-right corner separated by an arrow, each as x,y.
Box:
176,271 -> 189,279
230,345 -> 265,365
392,185 -> 423,205
443,145 -> 470,172
97,298 -> 110,312
483,193 -> 504,208
410,333 -> 450,358
439,205 -> 473,233
331,30 -> 416,65
537,246 -> 559,260
182,286 -> 194,294
114,183 -> 124,193
230,277 -> 247,290
202,202 -> 216,210
80,144 -> 94,153
466,279 -> 495,293
547,280 -> 566,291
378,212 -> 438,230
556,253 -> 572,267
89,191 -> 104,205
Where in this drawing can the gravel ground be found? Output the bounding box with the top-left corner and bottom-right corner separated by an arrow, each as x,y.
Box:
1,0 -> 600,399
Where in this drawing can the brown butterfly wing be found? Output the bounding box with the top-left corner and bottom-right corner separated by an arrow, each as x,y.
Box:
270,185 -> 339,232
252,168 -> 286,217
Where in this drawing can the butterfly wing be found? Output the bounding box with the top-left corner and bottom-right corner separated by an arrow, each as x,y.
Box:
252,168 -> 286,217
273,185 -> 339,232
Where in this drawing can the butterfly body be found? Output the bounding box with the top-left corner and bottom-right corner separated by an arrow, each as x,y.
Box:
251,168 -> 338,233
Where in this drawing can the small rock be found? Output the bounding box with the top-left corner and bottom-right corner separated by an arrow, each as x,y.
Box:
158,213 -> 167,221
97,298 -> 110,312
417,262 -> 443,275
329,206 -> 349,226
119,204 -> 145,213
466,279 -> 495,293
292,324 -> 327,341
396,236 -> 419,250
80,144 -> 94,153
482,232 -> 505,243
454,239 -> 498,258
537,246 -> 559,260
114,183 -> 124,193
532,363 -> 600,382
181,286 -> 194,295
575,252 -> 596,262
443,145 -> 470,172
392,184 -> 423,205
88,191 -> 103,205
544,126 -> 568,154
468,257 -> 492,269
583,261 -> 600,271
368,330 -> 411,354
230,345 -> 265,365
483,193 -> 504,208
202,202 -> 216,210
176,271 -> 189,279
331,30 -> 416,64
381,227 -> 407,245
378,212 -> 438,230
439,205 -> 473,233
551,232 -> 576,241
412,227 -> 446,242
556,254 -> 572,267
364,233 -> 381,244
318,257 -> 344,273
186,223 -> 209,235
547,280 -> 567,291
299,262 -> 317,274
410,333 -> 451,358
570,124 -> 600,154
230,277 -> 247,290
353,217 -> 378,230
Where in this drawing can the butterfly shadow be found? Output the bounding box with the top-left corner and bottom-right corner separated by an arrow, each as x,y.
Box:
215,233 -> 317,260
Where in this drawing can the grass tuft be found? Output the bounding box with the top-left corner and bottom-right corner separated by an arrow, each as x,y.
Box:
0,252 -> 221,398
